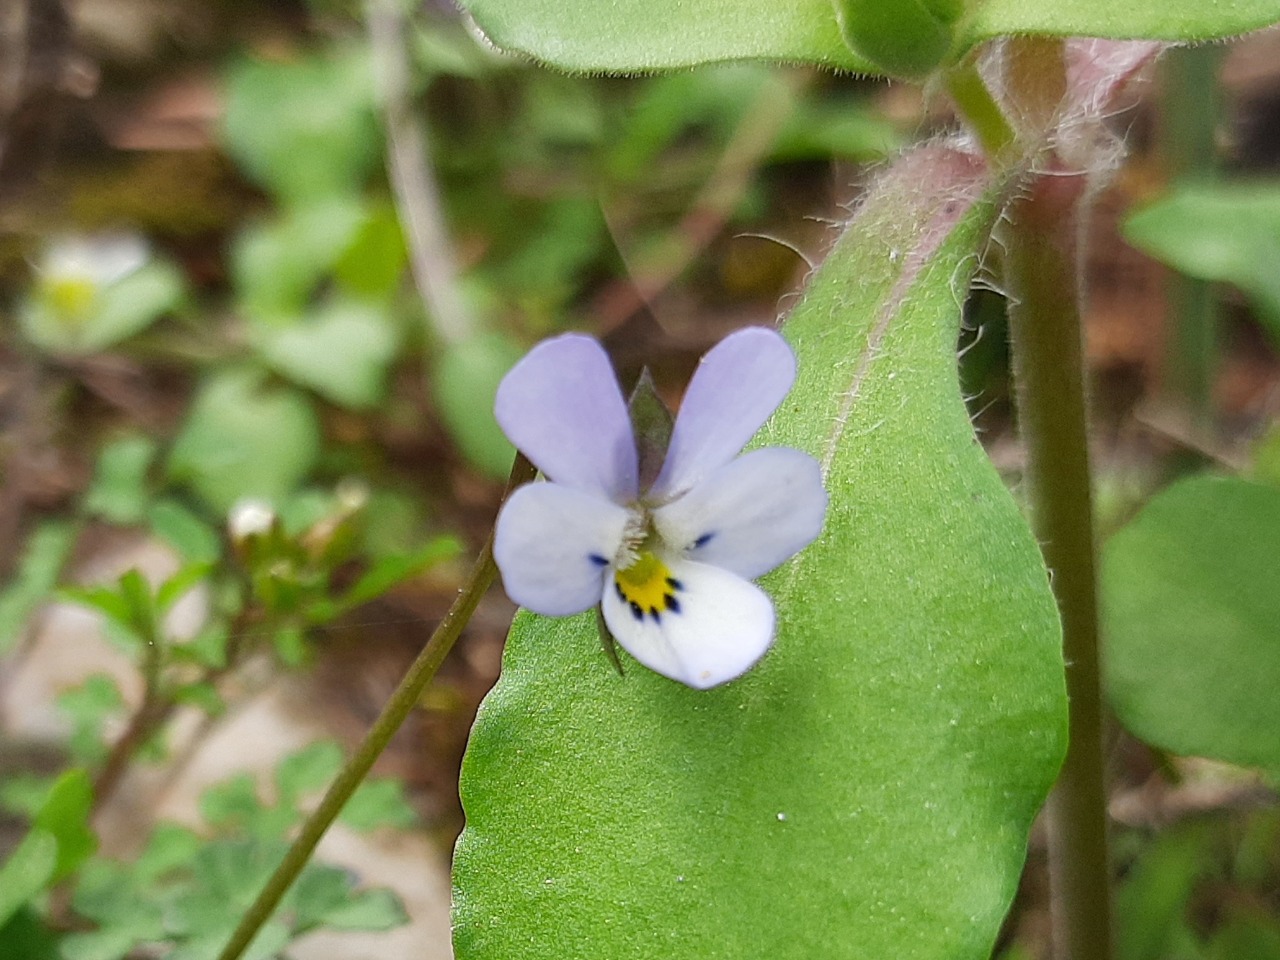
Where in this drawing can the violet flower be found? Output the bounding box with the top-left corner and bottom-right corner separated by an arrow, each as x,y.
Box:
492,327 -> 826,689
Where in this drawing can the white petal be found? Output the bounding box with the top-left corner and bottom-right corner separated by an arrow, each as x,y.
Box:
494,483 -> 631,616
654,447 -> 825,579
602,557 -> 775,689
494,334 -> 638,502
43,232 -> 150,286
649,327 -> 796,501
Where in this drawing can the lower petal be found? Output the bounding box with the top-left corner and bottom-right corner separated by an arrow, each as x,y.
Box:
494,482 -> 631,616
602,557 -> 775,690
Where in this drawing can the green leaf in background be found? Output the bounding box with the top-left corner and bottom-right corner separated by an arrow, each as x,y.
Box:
454,0 -> 1280,75
57,675 -> 126,765
313,888 -> 408,931
167,368 -> 321,515
287,863 -> 409,933
0,775 -> 56,819
1208,910 -> 1280,960
232,198 -> 366,318
1122,182 -> 1280,348
312,535 -> 460,620
432,331 -> 523,478
333,201 -> 409,299
20,260 -> 185,357
70,859 -> 170,959
1104,474 -> 1280,773
155,562 -> 213,614
0,520 -> 77,655
84,435 -> 158,524
0,831 -> 58,930
0,907 -> 59,960
604,66 -> 772,183
222,48 -> 380,205
254,299 -> 401,409
199,774 -> 263,834
147,500 -> 222,565
1115,819 -> 1219,960
453,144 -> 1066,959
32,769 -> 97,882
275,741 -> 344,812
771,97 -> 901,162
340,778 -> 419,832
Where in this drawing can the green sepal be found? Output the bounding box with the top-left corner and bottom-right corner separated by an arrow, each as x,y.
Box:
627,367 -> 674,493
595,606 -> 625,678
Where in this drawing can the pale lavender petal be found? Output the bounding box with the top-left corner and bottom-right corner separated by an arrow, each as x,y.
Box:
649,327 -> 796,501
653,447 -> 825,579
495,334 -> 638,502
601,556 -> 774,689
494,482 -> 631,616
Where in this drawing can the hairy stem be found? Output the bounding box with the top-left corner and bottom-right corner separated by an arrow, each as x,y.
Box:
1004,176 -> 1113,960
215,455 -> 534,960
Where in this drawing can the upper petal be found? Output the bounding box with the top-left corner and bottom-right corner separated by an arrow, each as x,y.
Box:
653,447 -> 826,580
495,334 -> 638,502
648,327 -> 796,501
602,556 -> 775,689
494,482 -> 631,616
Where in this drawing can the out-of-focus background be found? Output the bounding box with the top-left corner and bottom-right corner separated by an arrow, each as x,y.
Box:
1,1 -> 1279,958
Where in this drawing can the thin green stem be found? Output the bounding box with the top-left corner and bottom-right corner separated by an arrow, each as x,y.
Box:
1160,45 -> 1221,428
215,456 -> 534,960
944,58 -> 1016,160
1004,179 -> 1113,960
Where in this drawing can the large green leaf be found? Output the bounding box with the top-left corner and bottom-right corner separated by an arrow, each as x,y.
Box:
458,0 -> 870,72
453,144 -> 1066,959
455,0 -> 1280,74
966,0 -> 1280,46
1103,474 -> 1280,773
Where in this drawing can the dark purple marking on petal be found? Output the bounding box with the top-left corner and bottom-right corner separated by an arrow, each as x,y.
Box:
648,606 -> 661,622
589,553 -> 609,567
693,532 -> 714,549
629,601 -> 645,622
665,576 -> 684,591
664,593 -> 681,614
615,581 -> 627,602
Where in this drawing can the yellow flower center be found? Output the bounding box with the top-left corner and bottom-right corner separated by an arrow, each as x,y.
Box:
614,550 -> 683,623
46,276 -> 98,322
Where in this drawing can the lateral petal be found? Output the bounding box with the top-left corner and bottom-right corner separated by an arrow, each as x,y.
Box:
602,557 -> 775,689
494,482 -> 631,616
649,327 -> 796,501
653,447 -> 826,580
495,334 -> 639,502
